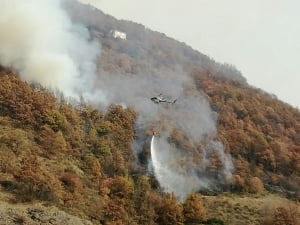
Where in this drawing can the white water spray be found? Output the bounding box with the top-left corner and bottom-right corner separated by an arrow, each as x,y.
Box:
0,0 -> 234,201
151,135 -> 210,201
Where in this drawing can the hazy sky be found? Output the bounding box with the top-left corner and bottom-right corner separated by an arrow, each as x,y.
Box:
78,0 -> 300,109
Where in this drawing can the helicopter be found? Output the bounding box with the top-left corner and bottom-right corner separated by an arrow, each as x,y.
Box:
150,93 -> 177,104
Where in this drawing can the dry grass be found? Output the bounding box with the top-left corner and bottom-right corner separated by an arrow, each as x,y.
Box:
0,188 -> 93,225
202,193 -> 299,225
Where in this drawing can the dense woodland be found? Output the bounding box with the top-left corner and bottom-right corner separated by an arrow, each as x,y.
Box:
65,0 -> 300,197
0,1 -> 299,224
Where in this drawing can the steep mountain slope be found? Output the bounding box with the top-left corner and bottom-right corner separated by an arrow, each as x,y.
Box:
0,0 -> 299,224
63,0 -> 245,83
64,0 -> 300,198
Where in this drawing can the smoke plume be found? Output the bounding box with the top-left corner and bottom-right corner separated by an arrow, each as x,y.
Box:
97,70 -> 234,201
0,0 -> 234,201
0,0 -> 100,98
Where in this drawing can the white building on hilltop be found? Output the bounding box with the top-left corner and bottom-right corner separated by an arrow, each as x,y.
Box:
110,30 -> 127,40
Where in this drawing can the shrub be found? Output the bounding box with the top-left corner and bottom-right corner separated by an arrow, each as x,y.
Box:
249,177 -> 264,194
272,205 -> 300,225
183,193 -> 207,224
60,172 -> 83,195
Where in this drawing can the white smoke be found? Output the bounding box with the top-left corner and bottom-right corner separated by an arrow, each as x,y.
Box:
0,0 -> 234,201
0,0 -> 101,98
95,69 -> 234,201
151,136 -> 210,202
151,96 -> 233,201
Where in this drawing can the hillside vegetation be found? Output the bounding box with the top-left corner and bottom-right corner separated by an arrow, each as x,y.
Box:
65,0 -> 300,198
0,66 -> 299,225
0,1 -> 299,224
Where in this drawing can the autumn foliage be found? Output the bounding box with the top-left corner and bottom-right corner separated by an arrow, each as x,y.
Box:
0,3 -> 300,223
194,73 -> 300,196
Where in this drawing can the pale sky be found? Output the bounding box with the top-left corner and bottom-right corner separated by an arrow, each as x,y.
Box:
78,0 -> 300,109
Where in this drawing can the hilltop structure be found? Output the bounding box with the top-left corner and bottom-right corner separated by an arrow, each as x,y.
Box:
110,29 -> 127,40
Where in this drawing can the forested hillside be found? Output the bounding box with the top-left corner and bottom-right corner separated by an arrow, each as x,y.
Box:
64,0 -> 300,198
194,73 -> 300,195
0,0 -> 299,224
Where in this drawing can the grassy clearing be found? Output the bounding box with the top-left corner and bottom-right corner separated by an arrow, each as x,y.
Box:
202,192 -> 299,225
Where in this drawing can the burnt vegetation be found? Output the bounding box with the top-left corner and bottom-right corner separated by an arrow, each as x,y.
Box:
0,1 -> 299,224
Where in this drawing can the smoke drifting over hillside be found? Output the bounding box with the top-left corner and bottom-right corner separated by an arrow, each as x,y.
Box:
98,71 -> 234,200
0,0 -> 234,201
0,0 -> 99,97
